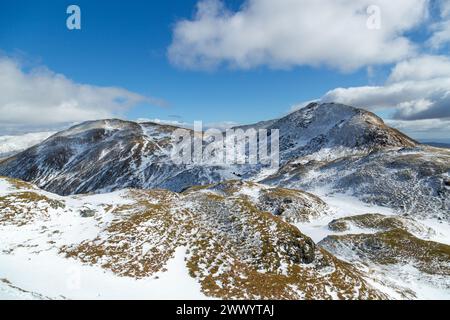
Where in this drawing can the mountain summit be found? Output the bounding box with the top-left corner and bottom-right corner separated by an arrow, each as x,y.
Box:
240,102 -> 417,161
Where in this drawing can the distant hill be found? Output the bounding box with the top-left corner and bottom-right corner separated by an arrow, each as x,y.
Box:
423,142 -> 450,149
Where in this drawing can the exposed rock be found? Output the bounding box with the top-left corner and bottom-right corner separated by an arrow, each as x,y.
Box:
320,229 -> 450,276
79,208 -> 96,218
328,213 -> 436,239
319,229 -> 450,298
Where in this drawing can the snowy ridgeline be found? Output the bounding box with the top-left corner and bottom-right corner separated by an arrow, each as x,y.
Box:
2,104 -> 446,220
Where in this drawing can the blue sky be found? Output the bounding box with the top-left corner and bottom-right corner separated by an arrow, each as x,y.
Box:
0,0 -> 449,141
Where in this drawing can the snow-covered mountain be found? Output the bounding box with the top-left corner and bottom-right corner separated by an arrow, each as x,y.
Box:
0,120 -> 238,195
1,103 -> 449,300
247,102 -> 417,161
249,103 -> 448,219
0,103 -> 447,220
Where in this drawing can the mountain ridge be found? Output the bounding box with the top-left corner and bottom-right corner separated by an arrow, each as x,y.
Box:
0,103 -> 448,220
0,103 -> 448,299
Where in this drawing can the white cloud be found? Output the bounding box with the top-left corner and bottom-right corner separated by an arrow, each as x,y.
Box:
321,55 -> 450,120
169,0 -> 428,71
387,118 -> 450,133
388,55 -> 450,82
0,56 -> 164,132
386,118 -> 450,141
203,121 -> 240,130
440,0 -> 450,17
428,0 -> 450,49
428,21 -> 450,49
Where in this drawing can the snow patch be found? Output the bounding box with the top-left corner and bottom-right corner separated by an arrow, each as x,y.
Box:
0,247 -> 206,300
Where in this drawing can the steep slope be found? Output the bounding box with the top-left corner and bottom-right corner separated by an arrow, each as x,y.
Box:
0,177 -> 384,300
253,102 -> 417,162
0,120 -> 239,195
264,145 -> 450,220
244,103 -> 443,219
254,105 -> 449,220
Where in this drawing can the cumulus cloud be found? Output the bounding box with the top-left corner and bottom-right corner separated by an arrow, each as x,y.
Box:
428,0 -> 450,49
387,118 -> 450,134
169,0 -> 428,71
0,56 -> 164,133
320,55 -> 450,121
428,21 -> 450,49
386,118 -> 450,141
388,55 -> 450,82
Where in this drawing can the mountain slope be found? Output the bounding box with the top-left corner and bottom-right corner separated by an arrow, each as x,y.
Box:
263,145 -> 450,220
0,120 -> 239,195
0,177 -> 385,300
252,103 -> 417,162
0,103 -> 448,220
